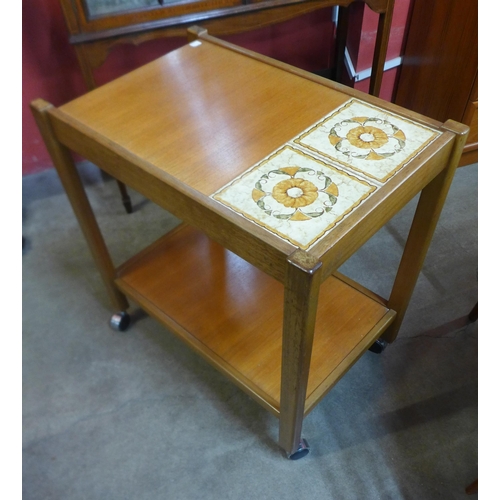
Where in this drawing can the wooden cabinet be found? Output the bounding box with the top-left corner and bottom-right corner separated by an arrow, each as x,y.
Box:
394,0 -> 478,166
59,0 -> 396,97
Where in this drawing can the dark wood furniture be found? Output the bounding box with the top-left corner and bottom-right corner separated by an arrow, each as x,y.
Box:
394,0 -> 478,167
59,0 -> 395,96
31,27 -> 468,459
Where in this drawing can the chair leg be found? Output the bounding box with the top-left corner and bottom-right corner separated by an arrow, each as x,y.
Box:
332,5 -> 349,83
116,180 -> 133,214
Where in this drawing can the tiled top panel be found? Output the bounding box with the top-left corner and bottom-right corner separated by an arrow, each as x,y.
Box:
212,99 -> 441,250
294,99 -> 440,183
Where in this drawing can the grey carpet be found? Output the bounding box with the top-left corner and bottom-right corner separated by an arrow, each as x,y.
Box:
22,162 -> 478,499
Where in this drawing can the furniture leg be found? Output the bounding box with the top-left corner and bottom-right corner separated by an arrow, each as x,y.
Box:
370,1 -> 395,97
116,179 -> 133,214
383,120 -> 469,343
73,44 -> 134,214
30,99 -> 129,313
332,5 -> 349,84
74,44 -> 98,92
279,250 -> 322,458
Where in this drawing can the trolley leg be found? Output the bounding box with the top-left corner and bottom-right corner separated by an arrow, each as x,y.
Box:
73,45 -> 133,215
383,120 -> 469,343
30,99 -> 129,313
279,250 -> 322,459
116,180 -> 133,214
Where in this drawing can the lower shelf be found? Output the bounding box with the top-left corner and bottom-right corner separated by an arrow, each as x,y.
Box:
115,225 -> 395,416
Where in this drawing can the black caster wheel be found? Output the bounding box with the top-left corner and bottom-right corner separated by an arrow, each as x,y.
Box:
369,338 -> 388,354
288,438 -> 310,460
109,311 -> 131,332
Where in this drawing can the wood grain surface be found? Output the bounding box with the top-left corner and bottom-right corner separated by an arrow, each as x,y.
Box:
59,40 -> 349,196
115,225 -> 392,414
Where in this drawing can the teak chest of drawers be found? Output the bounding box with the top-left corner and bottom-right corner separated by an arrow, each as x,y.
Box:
31,27 -> 468,459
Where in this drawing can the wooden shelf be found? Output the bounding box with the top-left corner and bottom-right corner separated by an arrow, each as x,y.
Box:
116,225 -> 395,416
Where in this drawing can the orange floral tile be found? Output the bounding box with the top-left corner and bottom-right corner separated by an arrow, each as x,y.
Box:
212,146 -> 377,250
294,99 -> 441,182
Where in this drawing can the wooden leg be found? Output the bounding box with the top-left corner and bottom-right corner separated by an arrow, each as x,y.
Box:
383,120 -> 469,343
370,8 -> 392,97
279,250 -> 322,457
117,180 -> 133,214
332,3 -> 392,97
332,5 -> 349,84
73,44 -> 98,92
73,44 -> 134,214
30,99 -> 129,313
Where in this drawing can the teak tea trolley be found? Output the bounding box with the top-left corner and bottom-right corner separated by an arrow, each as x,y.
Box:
32,28 -> 468,459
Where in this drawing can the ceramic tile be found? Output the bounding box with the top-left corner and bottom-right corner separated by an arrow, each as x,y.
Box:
212,146 -> 377,250
294,99 -> 441,182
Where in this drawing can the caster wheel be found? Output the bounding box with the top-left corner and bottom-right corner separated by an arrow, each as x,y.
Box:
288,438 -> 310,460
369,338 -> 388,354
109,311 -> 131,332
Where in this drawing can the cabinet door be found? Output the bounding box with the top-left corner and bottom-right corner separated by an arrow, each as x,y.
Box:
62,0 -> 246,35
394,0 -> 478,124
